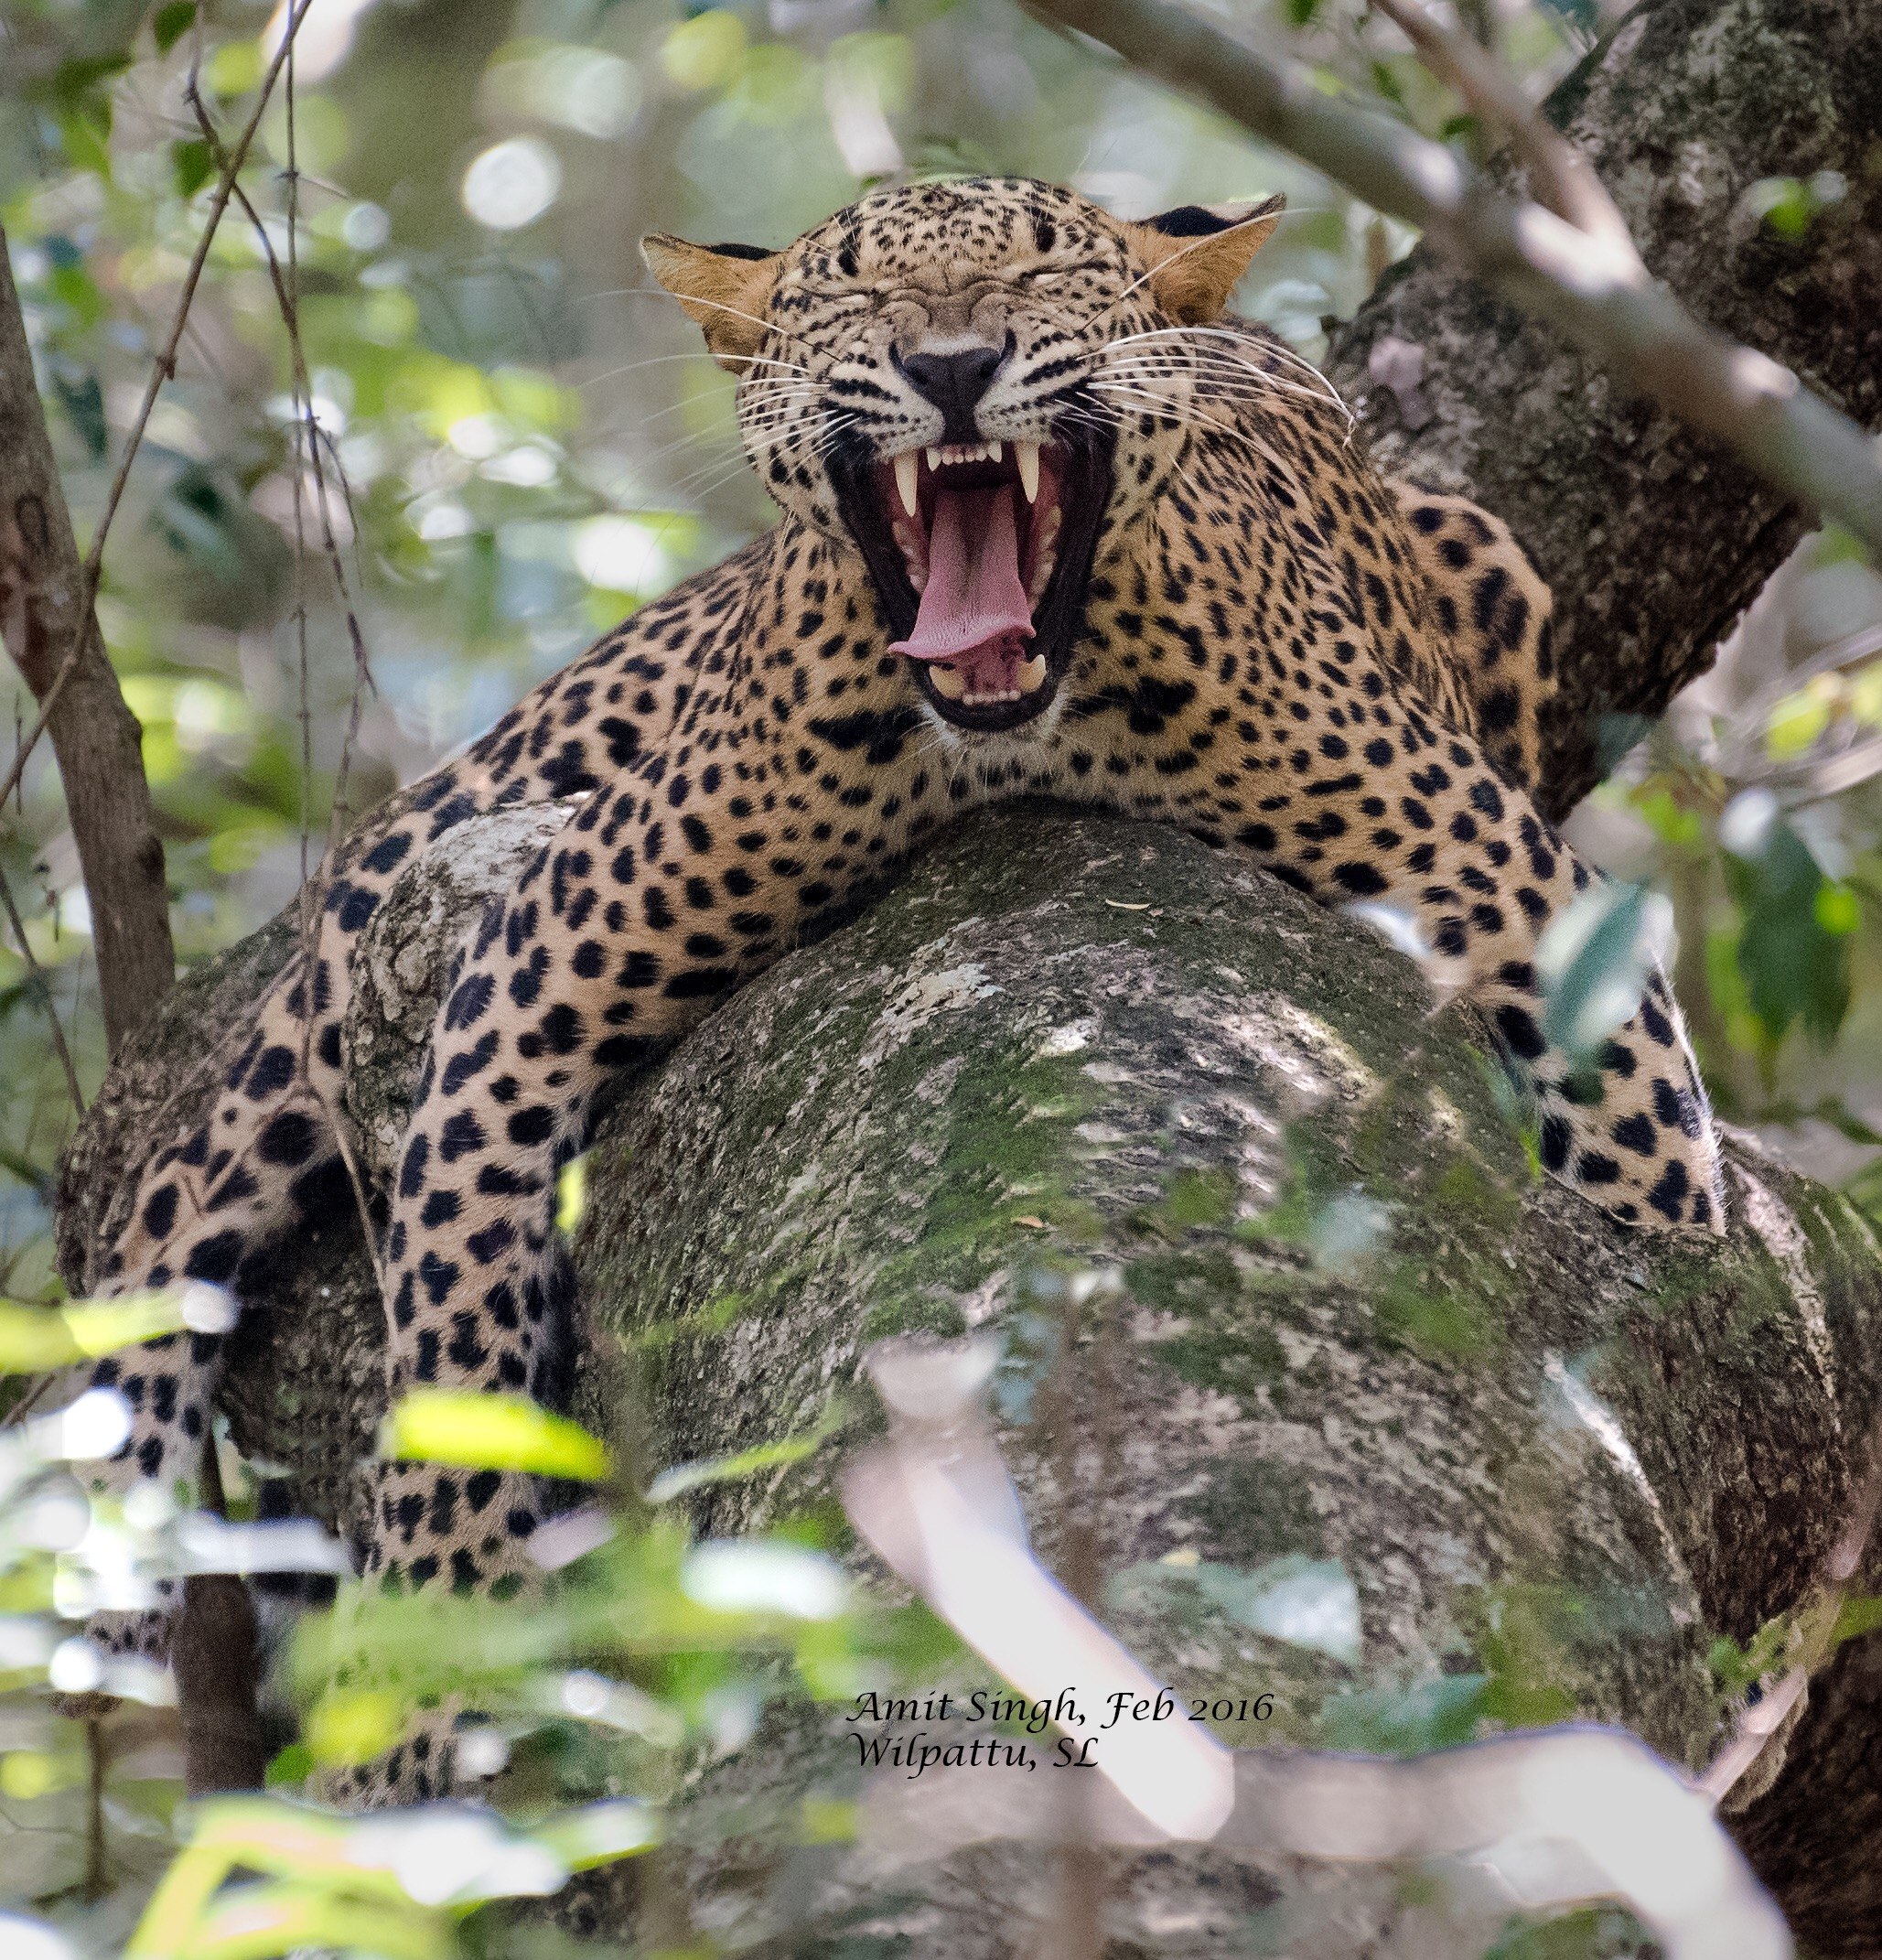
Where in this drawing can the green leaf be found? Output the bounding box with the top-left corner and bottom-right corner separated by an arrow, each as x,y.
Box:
1725,820 -> 1851,1046
172,138 -> 213,199
56,108 -> 113,180
302,1687 -> 403,1765
533,1801 -> 661,1868
0,1287 -> 231,1373
381,1389 -> 611,1480
1111,1555 -> 1361,1663
1765,688 -> 1832,759
555,1152 -> 587,1233
1815,883 -> 1861,936
645,1398 -> 845,1503
154,2 -> 199,54
48,366 -> 107,460
1286,0 -> 1321,22
46,54 -> 130,116
1318,1674 -> 1490,1754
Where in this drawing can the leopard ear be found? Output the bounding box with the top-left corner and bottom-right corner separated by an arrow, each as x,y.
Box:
640,234 -> 784,372
1123,194 -> 1285,324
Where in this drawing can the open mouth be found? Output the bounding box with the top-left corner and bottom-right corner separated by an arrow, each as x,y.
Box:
830,424 -> 1114,733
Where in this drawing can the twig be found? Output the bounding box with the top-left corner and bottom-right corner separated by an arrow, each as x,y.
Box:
0,856 -> 82,1112
0,0 -> 320,825
172,1427 -> 267,1795
1019,0 -> 1882,563
1368,0 -> 1634,258
180,44 -> 386,1299
81,1713 -> 106,1901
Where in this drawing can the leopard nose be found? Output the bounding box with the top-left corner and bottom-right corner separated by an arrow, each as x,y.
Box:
893,338 -> 1013,443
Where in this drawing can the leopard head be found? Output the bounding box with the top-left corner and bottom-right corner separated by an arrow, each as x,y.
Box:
644,176 -> 1281,737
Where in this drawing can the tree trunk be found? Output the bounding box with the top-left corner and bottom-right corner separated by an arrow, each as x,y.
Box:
56,802 -> 1882,1952
0,221 -> 176,1051
1327,0 -> 1882,818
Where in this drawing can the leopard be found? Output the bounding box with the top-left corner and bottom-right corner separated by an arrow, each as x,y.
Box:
49,174 -> 1724,1804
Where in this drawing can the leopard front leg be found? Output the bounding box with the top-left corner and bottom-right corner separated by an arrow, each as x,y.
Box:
47,946 -> 357,1674
1228,708 -> 1722,1228
1160,642 -> 1725,1229
328,796 -> 780,1803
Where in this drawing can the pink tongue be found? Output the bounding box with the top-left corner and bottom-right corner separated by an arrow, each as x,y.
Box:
890,485 -> 1034,694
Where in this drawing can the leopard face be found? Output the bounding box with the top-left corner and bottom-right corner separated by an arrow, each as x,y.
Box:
645,176 -> 1283,740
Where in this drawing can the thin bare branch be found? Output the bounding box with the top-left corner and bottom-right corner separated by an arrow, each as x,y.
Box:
1020,0 -> 1882,564
1368,0 -> 1634,257
0,856 -> 82,1111
181,45 -> 387,1303
0,0 -> 318,829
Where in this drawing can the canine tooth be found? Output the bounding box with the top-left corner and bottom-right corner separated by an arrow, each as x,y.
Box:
895,451 -> 920,518
930,663 -> 966,699
1016,654 -> 1047,692
988,441 -> 1002,463
927,447 -> 942,469
1016,440 -> 1040,504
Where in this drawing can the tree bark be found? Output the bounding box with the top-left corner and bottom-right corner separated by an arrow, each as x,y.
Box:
55,802 -> 1882,1951
0,221 -> 175,1051
1325,0 -> 1882,817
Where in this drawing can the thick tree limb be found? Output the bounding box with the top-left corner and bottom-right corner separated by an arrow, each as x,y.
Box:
60,803 -> 1882,1947
0,229 -> 174,1053
1028,0 -> 1882,816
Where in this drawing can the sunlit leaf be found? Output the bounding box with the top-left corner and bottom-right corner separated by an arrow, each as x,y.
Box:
1815,884 -> 1861,935
533,1799 -> 661,1868
1747,170 -> 1846,241
1765,688 -> 1833,759
680,1540 -> 847,1621
1834,1595 -> 1882,1646
645,1398 -> 845,1503
303,1687 -> 403,1766
555,1152 -> 587,1233
0,1285 -> 233,1373
381,1389 -> 611,1480
204,38 -> 262,95
661,9 -> 747,90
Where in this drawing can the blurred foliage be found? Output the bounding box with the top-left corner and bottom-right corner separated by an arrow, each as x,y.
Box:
0,1275 -> 953,1954
2,0 -> 1881,1947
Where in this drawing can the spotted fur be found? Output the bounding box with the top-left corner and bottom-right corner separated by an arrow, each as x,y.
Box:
57,178 -> 1721,1801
